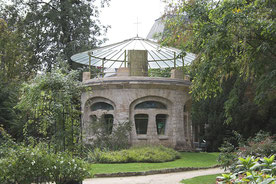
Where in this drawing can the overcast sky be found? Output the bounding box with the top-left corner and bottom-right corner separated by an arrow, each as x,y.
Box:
99,0 -> 166,45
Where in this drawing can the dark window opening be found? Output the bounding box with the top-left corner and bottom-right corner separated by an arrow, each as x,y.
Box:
156,114 -> 167,135
103,114 -> 113,134
135,114 -> 148,134
135,101 -> 167,109
91,102 -> 114,111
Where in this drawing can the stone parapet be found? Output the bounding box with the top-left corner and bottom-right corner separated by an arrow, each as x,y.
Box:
170,69 -> 183,79
117,67 -> 130,76
83,72 -> 91,81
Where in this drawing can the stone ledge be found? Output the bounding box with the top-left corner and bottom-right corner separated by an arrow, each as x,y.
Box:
84,76 -> 191,86
93,165 -> 220,178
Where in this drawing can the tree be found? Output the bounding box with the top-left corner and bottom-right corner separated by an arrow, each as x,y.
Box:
1,0 -> 110,71
162,0 -> 276,149
16,64 -> 84,152
0,18 -> 36,139
0,18 -> 34,83
164,0 -> 276,122
192,77 -> 276,151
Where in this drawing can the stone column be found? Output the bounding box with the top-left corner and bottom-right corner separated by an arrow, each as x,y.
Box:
128,50 -> 148,76
170,69 -> 183,79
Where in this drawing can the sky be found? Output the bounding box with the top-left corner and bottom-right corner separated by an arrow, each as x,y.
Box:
99,0 -> 166,45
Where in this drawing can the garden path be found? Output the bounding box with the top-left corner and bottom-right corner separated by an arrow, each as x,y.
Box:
83,167 -> 224,184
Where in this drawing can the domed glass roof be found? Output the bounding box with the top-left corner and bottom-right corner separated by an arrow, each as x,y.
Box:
71,36 -> 196,69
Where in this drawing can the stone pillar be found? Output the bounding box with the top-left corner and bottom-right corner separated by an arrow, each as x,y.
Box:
83,72 -> 91,81
117,67 -> 130,76
128,50 -> 148,76
170,69 -> 183,79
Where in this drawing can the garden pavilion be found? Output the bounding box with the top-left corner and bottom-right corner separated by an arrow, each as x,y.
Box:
71,36 -> 198,150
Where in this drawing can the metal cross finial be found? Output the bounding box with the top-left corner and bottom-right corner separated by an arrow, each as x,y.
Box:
134,17 -> 141,37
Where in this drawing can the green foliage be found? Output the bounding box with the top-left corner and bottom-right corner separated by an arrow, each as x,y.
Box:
218,131 -> 276,171
148,68 -> 172,78
238,135 -> 276,158
0,19 -> 34,140
164,0 -> 276,123
192,75 -> 276,151
0,0 -> 110,71
218,140 -> 237,170
217,155 -> 276,184
148,66 -> 192,78
0,82 -> 24,140
16,67 -> 83,152
0,143 -> 89,184
87,145 -> 180,163
87,117 -> 132,151
0,18 -> 33,82
0,126 -> 17,158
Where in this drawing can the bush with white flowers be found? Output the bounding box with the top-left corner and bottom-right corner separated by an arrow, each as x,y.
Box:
0,143 -> 89,184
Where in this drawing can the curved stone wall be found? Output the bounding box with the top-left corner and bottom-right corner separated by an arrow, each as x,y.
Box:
81,76 -> 193,149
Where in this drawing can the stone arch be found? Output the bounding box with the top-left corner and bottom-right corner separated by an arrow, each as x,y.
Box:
83,97 -> 116,136
129,96 -> 172,138
129,96 -> 172,110
84,96 -> 116,111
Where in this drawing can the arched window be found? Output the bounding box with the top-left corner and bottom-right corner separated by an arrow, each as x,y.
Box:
91,102 -> 114,111
135,101 -> 167,109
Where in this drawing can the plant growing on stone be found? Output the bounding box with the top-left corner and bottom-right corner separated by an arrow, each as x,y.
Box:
87,116 -> 132,151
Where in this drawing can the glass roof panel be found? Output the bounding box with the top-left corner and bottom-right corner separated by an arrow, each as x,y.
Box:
71,36 -> 196,69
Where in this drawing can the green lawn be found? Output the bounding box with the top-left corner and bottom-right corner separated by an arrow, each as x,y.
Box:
90,152 -> 219,175
181,174 -> 221,184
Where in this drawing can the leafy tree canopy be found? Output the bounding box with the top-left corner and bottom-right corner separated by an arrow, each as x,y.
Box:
0,0 -> 110,72
16,63 -> 84,151
0,18 -> 34,82
163,0 -> 276,123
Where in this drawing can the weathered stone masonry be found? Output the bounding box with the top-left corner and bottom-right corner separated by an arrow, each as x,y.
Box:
81,76 -> 194,150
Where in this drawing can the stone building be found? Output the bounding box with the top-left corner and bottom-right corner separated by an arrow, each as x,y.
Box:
71,37 -> 198,150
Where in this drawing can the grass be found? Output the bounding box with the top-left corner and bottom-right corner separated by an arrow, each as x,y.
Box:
181,174 -> 221,184
90,152 -> 219,175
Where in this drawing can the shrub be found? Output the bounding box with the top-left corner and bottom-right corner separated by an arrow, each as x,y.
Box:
0,144 -> 89,184
218,141 -> 237,170
217,155 -> 276,184
87,145 -> 180,163
50,152 -> 89,184
87,119 -> 132,151
0,126 -> 17,158
218,130 -> 276,170
238,131 -> 276,158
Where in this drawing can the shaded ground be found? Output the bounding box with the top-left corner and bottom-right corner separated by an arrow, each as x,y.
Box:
83,167 -> 224,184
